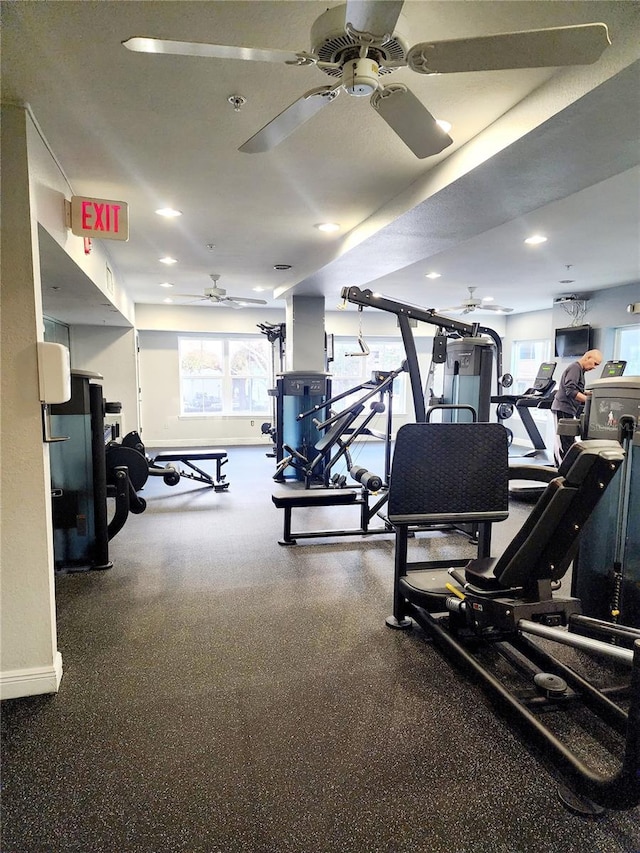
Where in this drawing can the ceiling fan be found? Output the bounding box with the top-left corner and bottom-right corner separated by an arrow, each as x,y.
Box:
438,287 -> 513,315
178,275 -> 268,309
123,1 -> 610,159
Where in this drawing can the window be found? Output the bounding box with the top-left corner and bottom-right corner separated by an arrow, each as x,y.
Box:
330,337 -> 407,414
179,336 -> 270,416
510,339 -> 552,395
614,324 -> 640,375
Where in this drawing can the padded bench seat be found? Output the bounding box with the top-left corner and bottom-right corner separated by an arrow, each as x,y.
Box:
153,450 -> 228,462
151,450 -> 229,491
272,488 -> 360,545
272,488 -> 358,509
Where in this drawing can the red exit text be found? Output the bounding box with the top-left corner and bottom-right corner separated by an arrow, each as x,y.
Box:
70,195 -> 129,242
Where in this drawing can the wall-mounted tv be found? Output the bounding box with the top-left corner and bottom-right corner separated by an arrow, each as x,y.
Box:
554,324 -> 592,358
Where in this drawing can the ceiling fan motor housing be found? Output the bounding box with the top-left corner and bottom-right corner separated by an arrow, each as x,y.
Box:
310,5 -> 408,78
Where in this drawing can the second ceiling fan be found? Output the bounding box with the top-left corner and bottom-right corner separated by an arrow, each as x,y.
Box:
178,275 -> 268,309
438,286 -> 513,315
123,0 -> 610,159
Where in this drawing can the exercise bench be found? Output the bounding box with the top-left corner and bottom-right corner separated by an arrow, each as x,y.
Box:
272,487 -> 361,545
151,450 -> 229,491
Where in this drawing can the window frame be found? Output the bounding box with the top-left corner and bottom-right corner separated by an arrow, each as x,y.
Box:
329,336 -> 408,415
178,334 -> 271,417
510,339 -> 552,396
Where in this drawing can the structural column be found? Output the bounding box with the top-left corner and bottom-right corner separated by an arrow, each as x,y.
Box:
284,295 -> 326,372
1,104 -> 62,698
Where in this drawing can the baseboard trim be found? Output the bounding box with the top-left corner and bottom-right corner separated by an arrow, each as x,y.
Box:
146,438 -> 272,448
0,652 -> 63,700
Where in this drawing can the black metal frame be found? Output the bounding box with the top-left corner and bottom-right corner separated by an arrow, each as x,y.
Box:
386,428 -> 639,811
341,286 -> 504,423
407,604 -> 640,811
151,451 -> 229,491
272,487 -> 393,546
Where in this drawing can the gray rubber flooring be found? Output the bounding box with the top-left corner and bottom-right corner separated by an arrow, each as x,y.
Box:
1,445 -> 638,852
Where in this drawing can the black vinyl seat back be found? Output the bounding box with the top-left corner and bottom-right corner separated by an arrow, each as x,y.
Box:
388,423 -> 509,523
494,439 -> 624,588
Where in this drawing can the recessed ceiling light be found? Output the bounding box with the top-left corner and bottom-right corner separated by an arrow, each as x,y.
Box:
273,264 -> 292,270
425,272 -> 441,279
524,235 -> 547,245
482,296 -> 494,302
436,120 -> 452,133
159,256 -> 178,265
159,282 -> 174,288
315,223 -> 340,232
155,208 -> 182,218
163,297 -> 173,303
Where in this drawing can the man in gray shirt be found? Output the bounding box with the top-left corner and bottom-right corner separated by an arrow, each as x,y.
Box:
551,349 -> 603,463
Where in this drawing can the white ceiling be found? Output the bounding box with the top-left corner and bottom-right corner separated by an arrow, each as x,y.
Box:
2,1 -> 640,325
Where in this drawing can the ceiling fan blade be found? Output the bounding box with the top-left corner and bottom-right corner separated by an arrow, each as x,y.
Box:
239,86 -> 339,153
407,23 -> 610,75
344,1 -> 404,39
370,85 -> 453,159
483,304 -> 514,312
226,297 -> 269,305
122,36 -> 301,64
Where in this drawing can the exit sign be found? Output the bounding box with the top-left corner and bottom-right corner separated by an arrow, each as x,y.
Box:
70,196 -> 129,241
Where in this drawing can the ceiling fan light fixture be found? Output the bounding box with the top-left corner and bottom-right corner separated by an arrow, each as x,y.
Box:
316,222 -> 340,232
524,235 -> 547,245
342,57 -> 379,97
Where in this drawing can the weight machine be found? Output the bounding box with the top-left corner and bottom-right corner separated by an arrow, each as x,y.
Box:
270,365 -> 403,545
340,287 -> 504,422
384,421 -> 639,814
50,371 -> 146,573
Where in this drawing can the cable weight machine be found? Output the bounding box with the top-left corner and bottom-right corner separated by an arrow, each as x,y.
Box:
340,287 -> 504,423
270,365 -> 404,545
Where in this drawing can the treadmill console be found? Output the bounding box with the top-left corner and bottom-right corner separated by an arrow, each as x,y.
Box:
599,360 -> 626,378
526,362 -> 557,396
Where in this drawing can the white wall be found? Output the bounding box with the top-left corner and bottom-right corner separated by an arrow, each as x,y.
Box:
0,104 -> 141,698
28,115 -> 134,327
70,325 -> 139,436
1,105 -> 62,698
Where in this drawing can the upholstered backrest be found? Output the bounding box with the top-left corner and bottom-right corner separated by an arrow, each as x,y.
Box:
495,439 -> 624,588
388,422 -> 509,523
